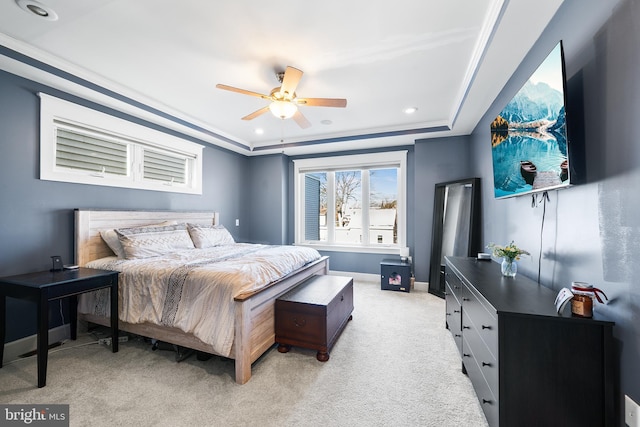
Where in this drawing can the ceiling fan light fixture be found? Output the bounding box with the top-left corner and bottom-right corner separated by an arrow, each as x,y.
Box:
269,100 -> 297,119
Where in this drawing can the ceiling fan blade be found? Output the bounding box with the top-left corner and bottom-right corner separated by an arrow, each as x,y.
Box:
216,84 -> 271,100
241,106 -> 270,121
280,66 -> 303,99
292,110 -> 311,129
296,97 -> 347,108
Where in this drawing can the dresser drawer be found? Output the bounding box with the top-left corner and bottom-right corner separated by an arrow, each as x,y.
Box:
445,281 -> 463,354
462,282 -> 498,358
445,268 -> 464,300
463,335 -> 499,427
463,310 -> 498,399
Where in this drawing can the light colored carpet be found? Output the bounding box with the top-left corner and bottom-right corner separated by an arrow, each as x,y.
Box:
0,280 -> 488,427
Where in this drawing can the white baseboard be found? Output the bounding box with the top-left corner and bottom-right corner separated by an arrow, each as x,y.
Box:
328,270 -> 429,291
328,270 -> 378,283
2,324 -> 70,365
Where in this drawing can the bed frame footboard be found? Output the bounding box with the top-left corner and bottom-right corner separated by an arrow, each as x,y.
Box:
233,256 -> 329,384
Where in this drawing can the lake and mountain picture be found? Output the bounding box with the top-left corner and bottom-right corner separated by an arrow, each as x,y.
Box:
490,43 -> 569,198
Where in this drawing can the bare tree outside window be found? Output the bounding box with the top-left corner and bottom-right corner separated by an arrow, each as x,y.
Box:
335,171 -> 361,226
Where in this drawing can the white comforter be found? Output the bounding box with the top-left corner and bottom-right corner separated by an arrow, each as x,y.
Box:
78,244 -> 321,357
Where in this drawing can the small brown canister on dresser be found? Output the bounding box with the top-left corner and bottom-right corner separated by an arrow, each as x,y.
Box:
570,281 -> 607,318
571,294 -> 593,317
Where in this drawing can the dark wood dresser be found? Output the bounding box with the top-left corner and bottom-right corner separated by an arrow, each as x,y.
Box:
275,275 -> 353,361
445,257 -> 615,427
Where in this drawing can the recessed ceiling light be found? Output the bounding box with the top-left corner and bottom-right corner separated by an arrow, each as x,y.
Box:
16,0 -> 58,21
404,107 -> 418,114
254,128 -> 264,135
321,120 -> 333,125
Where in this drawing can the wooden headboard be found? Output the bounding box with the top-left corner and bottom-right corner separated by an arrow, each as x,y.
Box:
74,209 -> 219,266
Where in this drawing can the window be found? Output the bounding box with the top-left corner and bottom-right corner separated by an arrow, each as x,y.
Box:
39,93 -> 203,194
294,151 -> 407,254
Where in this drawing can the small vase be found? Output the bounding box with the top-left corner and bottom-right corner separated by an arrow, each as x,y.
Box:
501,258 -> 517,277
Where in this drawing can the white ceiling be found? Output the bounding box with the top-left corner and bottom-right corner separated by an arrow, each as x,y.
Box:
0,0 -> 564,156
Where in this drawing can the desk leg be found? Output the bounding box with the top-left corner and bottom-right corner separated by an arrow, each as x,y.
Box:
37,292 -> 49,388
110,276 -> 119,353
0,296 -> 5,368
69,295 -> 78,340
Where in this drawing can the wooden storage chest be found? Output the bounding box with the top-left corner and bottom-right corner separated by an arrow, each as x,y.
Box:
275,275 -> 353,361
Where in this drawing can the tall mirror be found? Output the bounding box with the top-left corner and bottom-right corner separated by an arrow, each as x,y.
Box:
428,178 -> 481,297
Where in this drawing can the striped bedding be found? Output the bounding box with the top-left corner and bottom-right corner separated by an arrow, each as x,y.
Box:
78,243 -> 321,357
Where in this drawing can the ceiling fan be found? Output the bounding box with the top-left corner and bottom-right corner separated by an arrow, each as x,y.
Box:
216,66 -> 347,129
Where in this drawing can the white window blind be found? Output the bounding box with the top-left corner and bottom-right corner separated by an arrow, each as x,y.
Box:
143,149 -> 187,184
56,127 -> 129,176
40,93 -> 203,194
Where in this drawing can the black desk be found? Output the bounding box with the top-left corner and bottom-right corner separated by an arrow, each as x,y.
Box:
0,268 -> 119,387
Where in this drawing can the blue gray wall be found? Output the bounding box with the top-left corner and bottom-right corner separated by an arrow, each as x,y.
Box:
413,136 -> 472,281
470,0 -> 639,406
245,154 -> 288,244
0,70 -> 248,341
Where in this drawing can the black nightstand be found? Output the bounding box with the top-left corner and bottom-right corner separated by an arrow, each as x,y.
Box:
0,268 -> 119,387
380,259 -> 411,292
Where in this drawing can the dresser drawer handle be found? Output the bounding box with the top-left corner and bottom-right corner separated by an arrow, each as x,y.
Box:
463,353 -> 471,358
341,295 -> 344,302
463,326 -> 470,329
482,399 -> 492,405
293,318 -> 306,328
446,313 -> 451,316
482,325 -> 492,330
454,334 -> 462,338
462,297 -> 469,301
482,362 -> 493,367
453,309 -> 460,313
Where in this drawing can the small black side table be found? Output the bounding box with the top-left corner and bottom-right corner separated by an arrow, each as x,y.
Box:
380,259 -> 411,292
0,268 -> 119,387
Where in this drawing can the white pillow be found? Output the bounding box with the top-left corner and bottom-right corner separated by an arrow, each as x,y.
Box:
187,224 -> 235,248
116,223 -> 194,259
100,220 -> 177,258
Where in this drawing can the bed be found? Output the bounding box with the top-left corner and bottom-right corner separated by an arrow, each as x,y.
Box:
73,209 -> 329,384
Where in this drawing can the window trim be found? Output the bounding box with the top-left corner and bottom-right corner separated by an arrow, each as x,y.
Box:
39,93 -> 203,194
293,151 -> 407,254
